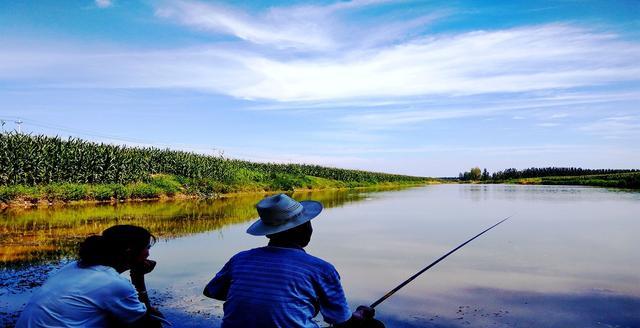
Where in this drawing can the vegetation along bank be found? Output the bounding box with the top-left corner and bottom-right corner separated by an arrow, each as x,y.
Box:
0,133 -> 433,207
457,167 -> 640,189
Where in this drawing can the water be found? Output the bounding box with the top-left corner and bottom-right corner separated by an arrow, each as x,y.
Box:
1,185 -> 639,327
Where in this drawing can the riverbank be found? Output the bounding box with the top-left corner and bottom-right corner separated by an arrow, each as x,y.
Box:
503,172 -> 640,189
454,172 -> 640,189
0,174 -> 436,209
0,133 -> 435,208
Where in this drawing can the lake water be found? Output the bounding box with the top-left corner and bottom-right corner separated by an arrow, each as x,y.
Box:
1,185 -> 639,327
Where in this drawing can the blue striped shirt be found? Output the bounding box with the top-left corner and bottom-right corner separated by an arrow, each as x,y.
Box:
205,246 -> 351,328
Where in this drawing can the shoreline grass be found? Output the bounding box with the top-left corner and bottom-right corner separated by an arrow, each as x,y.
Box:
0,174 -> 433,208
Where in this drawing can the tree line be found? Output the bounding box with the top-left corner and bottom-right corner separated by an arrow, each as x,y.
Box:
458,167 -> 638,181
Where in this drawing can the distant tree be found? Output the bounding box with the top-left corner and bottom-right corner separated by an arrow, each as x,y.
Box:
481,168 -> 490,181
470,167 -> 481,180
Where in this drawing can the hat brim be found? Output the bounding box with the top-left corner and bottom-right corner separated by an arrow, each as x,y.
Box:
246,200 -> 323,236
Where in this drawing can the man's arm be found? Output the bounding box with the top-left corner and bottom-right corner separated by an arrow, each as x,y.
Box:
203,260 -> 232,300
316,267 -> 384,327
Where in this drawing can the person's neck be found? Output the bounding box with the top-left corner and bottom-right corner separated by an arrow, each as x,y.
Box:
268,240 -> 304,250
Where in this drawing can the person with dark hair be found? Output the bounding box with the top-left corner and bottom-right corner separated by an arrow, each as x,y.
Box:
204,194 -> 384,328
16,225 -> 166,328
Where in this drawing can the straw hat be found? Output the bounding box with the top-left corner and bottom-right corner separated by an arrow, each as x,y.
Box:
246,194 -> 323,236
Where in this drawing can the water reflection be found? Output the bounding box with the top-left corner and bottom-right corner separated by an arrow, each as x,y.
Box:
0,189 -> 373,267
1,185 -> 639,328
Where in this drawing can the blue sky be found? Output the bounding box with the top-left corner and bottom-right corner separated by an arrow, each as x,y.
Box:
1,0 -> 639,177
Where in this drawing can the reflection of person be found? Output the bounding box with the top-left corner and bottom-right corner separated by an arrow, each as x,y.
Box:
204,193 -> 384,328
16,225 -> 165,328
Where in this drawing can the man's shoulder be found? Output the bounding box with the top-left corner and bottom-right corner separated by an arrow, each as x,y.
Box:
286,249 -> 339,277
300,252 -> 335,270
232,247 -> 337,272
231,247 -> 266,260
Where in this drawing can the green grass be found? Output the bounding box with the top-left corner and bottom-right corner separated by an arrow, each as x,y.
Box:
0,182 -> 165,204
126,183 -> 163,199
91,185 -> 115,201
149,174 -> 182,196
0,174 -> 429,205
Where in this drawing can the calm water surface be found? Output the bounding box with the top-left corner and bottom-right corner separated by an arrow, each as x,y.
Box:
1,185 -> 639,327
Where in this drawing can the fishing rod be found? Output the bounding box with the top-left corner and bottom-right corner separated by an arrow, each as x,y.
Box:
370,215 -> 512,309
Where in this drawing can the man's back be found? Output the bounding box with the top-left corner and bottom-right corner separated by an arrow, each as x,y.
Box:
205,246 -> 351,328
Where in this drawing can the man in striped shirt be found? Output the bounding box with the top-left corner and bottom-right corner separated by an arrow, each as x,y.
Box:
204,194 -> 383,328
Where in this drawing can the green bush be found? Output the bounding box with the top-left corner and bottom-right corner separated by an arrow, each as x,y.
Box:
41,185 -> 56,201
20,185 -> 41,202
269,173 -> 303,191
59,184 -> 89,201
179,178 -> 229,196
150,175 -> 182,196
0,185 -> 21,202
127,183 -> 162,199
226,168 -> 266,185
110,184 -> 130,200
40,183 -> 88,201
92,185 -> 114,201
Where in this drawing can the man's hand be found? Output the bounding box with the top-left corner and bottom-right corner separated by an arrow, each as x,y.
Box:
335,305 -> 385,327
353,305 -> 375,320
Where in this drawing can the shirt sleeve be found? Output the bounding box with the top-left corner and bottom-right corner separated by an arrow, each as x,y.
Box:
316,267 -> 352,325
204,259 -> 232,301
103,282 -> 147,324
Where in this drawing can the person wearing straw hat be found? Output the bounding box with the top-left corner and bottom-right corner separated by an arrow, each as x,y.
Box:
203,193 -> 384,328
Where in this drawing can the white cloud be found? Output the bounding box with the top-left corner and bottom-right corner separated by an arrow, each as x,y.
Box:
579,116 -> 640,139
155,1 -> 334,50
1,21 -> 639,102
95,0 -> 112,8
537,122 -> 560,127
336,91 -> 638,129
154,0 -> 415,51
229,25 -> 640,101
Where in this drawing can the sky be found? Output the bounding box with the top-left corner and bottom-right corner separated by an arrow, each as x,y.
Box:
1,0 -> 639,177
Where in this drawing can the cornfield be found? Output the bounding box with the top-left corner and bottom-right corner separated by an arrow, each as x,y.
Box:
0,133 -> 426,186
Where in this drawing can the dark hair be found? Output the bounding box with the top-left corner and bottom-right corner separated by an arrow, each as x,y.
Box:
78,225 -> 156,267
267,221 -> 312,247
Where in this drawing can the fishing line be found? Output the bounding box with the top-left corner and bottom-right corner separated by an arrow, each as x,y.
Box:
370,215 -> 513,308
